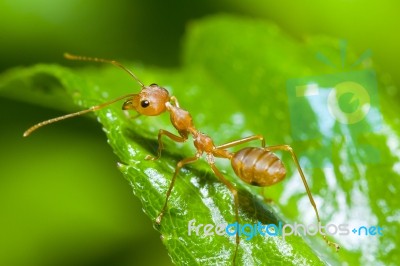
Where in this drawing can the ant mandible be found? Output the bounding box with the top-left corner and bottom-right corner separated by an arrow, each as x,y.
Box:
24,53 -> 340,262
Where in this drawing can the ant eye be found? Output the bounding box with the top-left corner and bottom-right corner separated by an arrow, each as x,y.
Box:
141,100 -> 150,108
150,83 -> 158,87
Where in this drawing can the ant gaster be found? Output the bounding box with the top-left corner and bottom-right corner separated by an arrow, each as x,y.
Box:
24,53 -> 340,262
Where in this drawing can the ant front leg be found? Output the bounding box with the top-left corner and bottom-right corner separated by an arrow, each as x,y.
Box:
145,129 -> 187,161
156,156 -> 198,225
266,144 -> 340,251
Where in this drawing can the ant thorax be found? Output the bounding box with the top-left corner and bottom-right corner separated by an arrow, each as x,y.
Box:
166,102 -> 195,137
193,132 -> 215,154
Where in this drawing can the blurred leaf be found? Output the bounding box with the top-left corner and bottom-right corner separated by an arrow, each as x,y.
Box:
1,14 -> 399,265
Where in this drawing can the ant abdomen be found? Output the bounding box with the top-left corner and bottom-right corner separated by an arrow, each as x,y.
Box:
231,147 -> 286,187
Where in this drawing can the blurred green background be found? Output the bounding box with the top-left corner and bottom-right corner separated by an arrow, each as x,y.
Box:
0,1 -> 399,266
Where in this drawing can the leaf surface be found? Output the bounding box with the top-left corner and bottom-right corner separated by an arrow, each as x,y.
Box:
1,14 -> 399,266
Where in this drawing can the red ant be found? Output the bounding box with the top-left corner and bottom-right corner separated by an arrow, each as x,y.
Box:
24,53 -> 340,262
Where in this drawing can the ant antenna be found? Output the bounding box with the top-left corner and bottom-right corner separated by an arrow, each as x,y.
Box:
23,93 -> 136,137
23,53 -> 146,137
64,53 -> 145,87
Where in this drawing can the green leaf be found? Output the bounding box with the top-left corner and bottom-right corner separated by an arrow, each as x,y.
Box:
2,14 -> 399,265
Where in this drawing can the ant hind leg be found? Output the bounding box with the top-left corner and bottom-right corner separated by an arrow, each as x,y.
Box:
265,144 -> 340,251
215,135 -> 265,150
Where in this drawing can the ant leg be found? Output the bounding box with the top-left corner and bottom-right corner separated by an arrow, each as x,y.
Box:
266,144 -> 340,251
156,156 -> 198,225
145,129 -> 187,161
216,135 -> 265,150
209,163 -> 240,263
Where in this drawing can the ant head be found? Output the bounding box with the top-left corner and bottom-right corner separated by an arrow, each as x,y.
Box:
23,54 -> 173,137
122,83 -> 170,116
